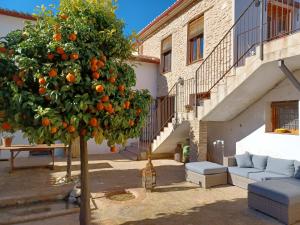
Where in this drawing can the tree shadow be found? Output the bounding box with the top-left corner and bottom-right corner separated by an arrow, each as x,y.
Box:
89,164 -> 186,193
119,198 -> 282,225
54,162 -> 113,172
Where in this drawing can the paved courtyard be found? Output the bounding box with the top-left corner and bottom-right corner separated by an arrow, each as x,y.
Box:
0,153 -> 295,225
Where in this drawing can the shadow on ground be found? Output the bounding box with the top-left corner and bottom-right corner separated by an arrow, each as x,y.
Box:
89,164 -> 185,193
119,198 -> 282,225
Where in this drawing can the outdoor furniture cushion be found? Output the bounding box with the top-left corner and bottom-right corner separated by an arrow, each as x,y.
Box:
228,167 -> 262,178
185,161 -> 227,175
248,178 -> 300,205
251,155 -> 268,170
295,161 -> 300,179
265,157 -> 295,177
235,152 -> 253,168
248,171 -> 289,181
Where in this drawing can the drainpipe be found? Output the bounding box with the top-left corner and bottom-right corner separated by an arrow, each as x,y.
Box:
278,60 -> 300,92
259,0 -> 264,60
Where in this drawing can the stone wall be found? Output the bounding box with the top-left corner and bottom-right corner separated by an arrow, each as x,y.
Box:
141,0 -> 233,97
189,120 -> 208,162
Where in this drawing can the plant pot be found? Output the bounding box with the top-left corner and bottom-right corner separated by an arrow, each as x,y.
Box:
2,137 -> 13,147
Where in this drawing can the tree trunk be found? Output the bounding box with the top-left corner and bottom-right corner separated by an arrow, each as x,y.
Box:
80,136 -> 90,225
66,141 -> 72,182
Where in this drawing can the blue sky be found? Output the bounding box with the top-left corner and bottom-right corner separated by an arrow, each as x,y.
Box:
0,0 -> 176,35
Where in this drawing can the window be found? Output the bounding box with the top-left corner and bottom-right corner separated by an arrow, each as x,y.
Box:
271,101 -> 299,134
161,35 -> 172,73
188,16 -> 204,64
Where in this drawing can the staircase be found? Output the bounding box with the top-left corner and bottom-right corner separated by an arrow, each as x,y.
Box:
128,0 -> 300,159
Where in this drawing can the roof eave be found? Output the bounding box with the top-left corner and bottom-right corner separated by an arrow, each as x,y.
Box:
138,0 -> 197,41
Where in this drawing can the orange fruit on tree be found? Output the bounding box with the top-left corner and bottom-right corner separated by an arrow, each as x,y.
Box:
0,47 -> 6,53
136,108 -> 142,115
110,146 -> 117,153
89,118 -> 98,127
92,72 -> 100,80
96,102 -> 104,111
66,73 -> 76,83
51,127 -> 58,134
95,84 -> 104,93
67,125 -> 76,133
118,85 -> 125,92
61,53 -> 68,61
104,103 -> 112,111
90,57 -> 98,66
1,122 -> 11,130
39,87 -> 46,95
42,118 -> 51,127
62,121 -> 68,128
91,64 -> 98,72
48,68 -> 57,77
107,108 -> 114,114
39,77 -> 46,85
68,33 -> 77,41
128,119 -> 135,127
70,53 -> 79,60
109,68 -> 114,74
60,13 -> 68,20
97,60 -> 105,68
109,76 -> 116,83
47,53 -> 55,60
101,95 -> 109,102
124,101 -> 130,109
53,33 -> 62,41
56,47 -> 64,55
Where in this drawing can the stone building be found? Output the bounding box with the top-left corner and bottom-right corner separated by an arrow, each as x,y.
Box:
135,0 -> 300,162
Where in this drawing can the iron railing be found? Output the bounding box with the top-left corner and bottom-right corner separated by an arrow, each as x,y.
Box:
195,0 -> 300,114
138,0 -> 300,155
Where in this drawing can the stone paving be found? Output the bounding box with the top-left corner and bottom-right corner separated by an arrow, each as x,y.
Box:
0,153 -> 296,225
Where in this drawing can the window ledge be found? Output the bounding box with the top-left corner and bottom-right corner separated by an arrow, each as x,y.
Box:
161,70 -> 171,75
265,132 -> 299,136
187,58 -> 203,66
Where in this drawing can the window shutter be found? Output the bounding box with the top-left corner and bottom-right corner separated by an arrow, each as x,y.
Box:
162,36 -> 172,53
188,16 -> 204,39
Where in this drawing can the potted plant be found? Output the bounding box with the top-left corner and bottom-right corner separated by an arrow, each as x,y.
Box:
182,145 -> 190,163
1,132 -> 14,147
185,105 -> 193,113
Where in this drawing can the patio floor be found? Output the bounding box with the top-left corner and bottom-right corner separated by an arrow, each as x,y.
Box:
0,153 -> 295,225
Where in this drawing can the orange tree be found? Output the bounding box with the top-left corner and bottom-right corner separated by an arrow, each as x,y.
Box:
0,0 -> 151,224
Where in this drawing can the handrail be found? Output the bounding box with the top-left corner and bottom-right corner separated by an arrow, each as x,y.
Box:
195,0 -> 257,74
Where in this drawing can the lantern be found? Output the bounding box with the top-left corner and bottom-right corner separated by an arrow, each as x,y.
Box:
142,157 -> 156,192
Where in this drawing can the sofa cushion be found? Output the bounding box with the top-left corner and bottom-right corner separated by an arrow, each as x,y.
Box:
228,167 -> 262,178
185,161 -> 227,175
265,157 -> 295,177
294,161 -> 300,179
248,171 -> 289,182
248,178 -> 300,205
235,152 -> 253,168
251,155 -> 268,170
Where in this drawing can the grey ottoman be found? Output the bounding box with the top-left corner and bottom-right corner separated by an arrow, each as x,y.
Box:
248,178 -> 300,225
185,161 -> 228,188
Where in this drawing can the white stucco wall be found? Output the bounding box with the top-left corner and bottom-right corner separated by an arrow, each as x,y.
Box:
0,14 -> 33,38
208,71 -> 300,162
